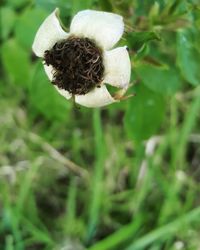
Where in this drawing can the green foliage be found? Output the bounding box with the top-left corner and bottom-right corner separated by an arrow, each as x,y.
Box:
35,0 -> 71,13
71,0 -> 94,16
6,0 -> 28,8
0,7 -> 16,40
135,63 -> 181,95
15,8 -> 48,49
177,29 -> 200,86
127,31 -> 161,51
125,84 -> 166,141
0,0 -> 200,250
1,39 -> 31,86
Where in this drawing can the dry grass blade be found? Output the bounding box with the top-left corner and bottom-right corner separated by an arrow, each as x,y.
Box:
27,132 -> 89,180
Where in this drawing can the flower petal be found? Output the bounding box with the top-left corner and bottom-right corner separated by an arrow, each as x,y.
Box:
103,46 -> 131,89
32,9 -> 69,57
55,86 -> 72,100
75,85 -> 117,108
43,64 -> 72,100
70,10 -> 124,50
43,63 -> 54,81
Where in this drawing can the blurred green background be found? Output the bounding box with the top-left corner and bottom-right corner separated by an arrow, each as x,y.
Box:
0,0 -> 200,249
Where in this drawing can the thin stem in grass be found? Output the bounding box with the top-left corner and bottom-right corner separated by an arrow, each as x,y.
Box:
173,88 -> 200,167
64,178 -> 78,235
5,235 -> 14,250
86,109 -> 105,243
169,96 -> 179,169
130,141 -> 145,186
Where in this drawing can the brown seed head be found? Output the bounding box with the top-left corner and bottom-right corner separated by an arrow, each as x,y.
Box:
44,36 -> 104,95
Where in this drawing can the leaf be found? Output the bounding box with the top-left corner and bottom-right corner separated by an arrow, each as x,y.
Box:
1,39 -> 31,87
177,29 -> 200,86
35,0 -> 71,26
124,84 -> 166,141
29,63 -> 71,122
135,63 -> 181,95
15,8 -> 48,50
127,31 -> 161,51
0,7 -> 16,40
6,0 -> 28,8
134,44 -> 149,61
71,0 -> 94,16
35,0 -> 71,13
99,0 -> 113,12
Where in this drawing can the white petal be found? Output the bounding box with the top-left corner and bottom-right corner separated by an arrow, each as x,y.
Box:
32,9 -> 69,57
103,46 -> 131,89
54,86 -> 72,100
43,64 -> 72,100
43,63 -> 54,81
70,10 -> 124,50
75,85 -> 117,108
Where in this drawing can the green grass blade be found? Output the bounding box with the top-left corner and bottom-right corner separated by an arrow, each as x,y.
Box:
88,217 -> 142,250
174,87 -> 200,165
86,109 -> 105,242
125,207 -> 200,250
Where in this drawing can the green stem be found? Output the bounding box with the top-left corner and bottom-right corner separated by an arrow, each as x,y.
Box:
86,109 -> 105,242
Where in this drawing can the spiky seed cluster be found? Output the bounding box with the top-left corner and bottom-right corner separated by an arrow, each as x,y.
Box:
44,36 -> 104,95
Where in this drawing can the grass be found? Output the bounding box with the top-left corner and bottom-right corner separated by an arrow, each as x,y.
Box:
1,0 -> 200,249
0,81 -> 200,249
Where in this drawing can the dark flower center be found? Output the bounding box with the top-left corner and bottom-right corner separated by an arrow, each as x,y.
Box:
44,36 -> 104,95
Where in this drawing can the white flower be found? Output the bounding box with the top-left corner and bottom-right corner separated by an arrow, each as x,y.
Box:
32,9 -> 131,108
